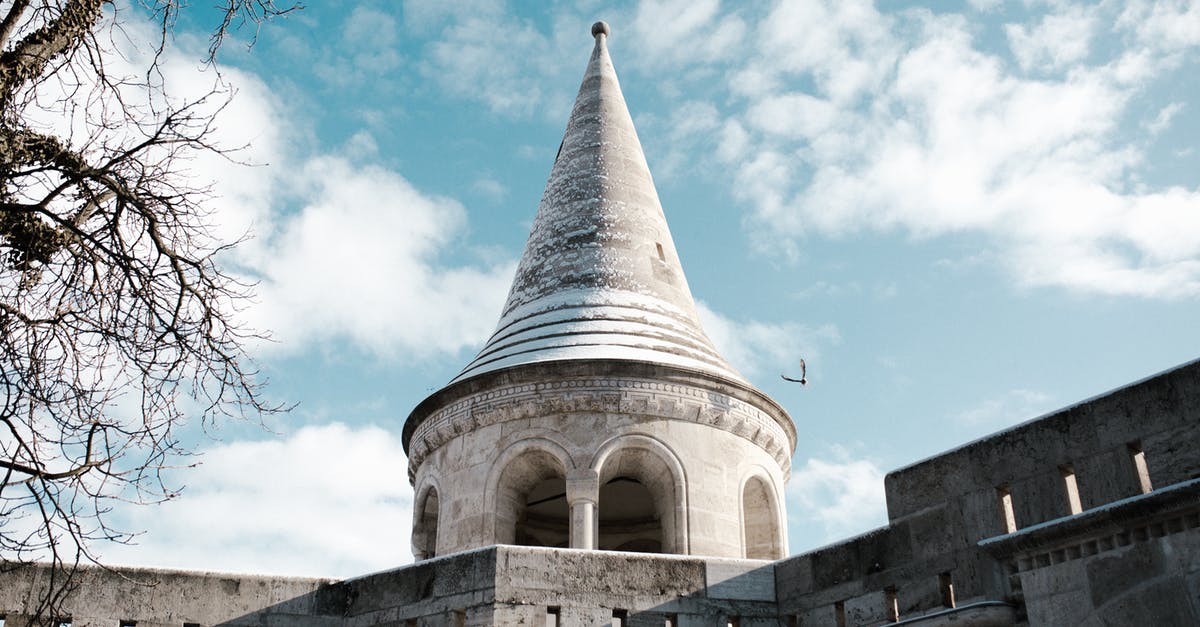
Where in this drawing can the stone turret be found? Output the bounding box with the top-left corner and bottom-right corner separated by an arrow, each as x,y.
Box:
404,22 -> 795,561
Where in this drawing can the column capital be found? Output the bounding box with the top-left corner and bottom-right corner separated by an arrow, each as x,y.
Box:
566,468 -> 599,505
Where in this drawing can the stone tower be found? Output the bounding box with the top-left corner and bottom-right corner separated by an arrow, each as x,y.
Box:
403,22 -> 795,561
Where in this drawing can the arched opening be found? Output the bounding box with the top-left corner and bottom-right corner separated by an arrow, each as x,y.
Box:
516,476 -> 569,548
493,448 -> 568,547
742,476 -> 782,559
598,476 -> 662,552
592,437 -> 686,554
412,486 -> 440,560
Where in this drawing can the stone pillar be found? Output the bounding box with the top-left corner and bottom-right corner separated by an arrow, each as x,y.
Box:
566,468 -> 600,549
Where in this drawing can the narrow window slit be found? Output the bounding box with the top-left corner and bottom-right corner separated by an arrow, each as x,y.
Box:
884,586 -> 899,622
1129,442 -> 1153,494
546,606 -> 561,627
1060,464 -> 1083,515
613,609 -> 628,627
939,572 -> 956,608
997,485 -> 1017,533
834,600 -> 847,627
655,242 -> 665,261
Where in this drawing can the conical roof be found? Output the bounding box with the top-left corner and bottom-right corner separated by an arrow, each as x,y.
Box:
451,21 -> 744,386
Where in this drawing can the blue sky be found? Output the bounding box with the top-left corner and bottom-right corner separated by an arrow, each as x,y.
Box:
96,0 -> 1200,577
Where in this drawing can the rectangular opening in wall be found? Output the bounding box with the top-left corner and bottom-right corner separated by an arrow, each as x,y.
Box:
834,600 -> 847,627
545,606 -> 560,627
655,242 -> 665,261
120,621 -> 137,627
183,623 -> 201,627
453,609 -> 466,627
997,485 -> 1017,533
54,619 -> 71,627
726,617 -> 741,627
885,586 -> 899,622
1060,464 -> 1083,515
939,572 -> 956,608
1129,442 -> 1153,494
664,614 -> 678,627
612,609 -> 628,627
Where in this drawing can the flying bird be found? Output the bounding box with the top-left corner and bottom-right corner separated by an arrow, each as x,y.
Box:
781,358 -> 807,385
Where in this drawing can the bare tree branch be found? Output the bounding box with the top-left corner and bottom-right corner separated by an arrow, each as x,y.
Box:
0,1 -> 299,623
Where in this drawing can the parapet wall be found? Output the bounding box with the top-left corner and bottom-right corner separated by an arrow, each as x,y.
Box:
774,358 -> 1200,625
0,564 -> 337,626
0,547 -> 781,626
886,358 -> 1200,533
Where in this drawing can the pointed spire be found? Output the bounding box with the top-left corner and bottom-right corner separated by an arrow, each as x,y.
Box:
451,23 -> 744,385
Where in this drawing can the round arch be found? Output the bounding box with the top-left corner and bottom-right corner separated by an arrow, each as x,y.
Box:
412,477 -> 443,560
739,467 -> 785,560
589,433 -> 689,554
485,437 -> 575,545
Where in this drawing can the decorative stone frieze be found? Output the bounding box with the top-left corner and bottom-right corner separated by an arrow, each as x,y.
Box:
407,373 -> 792,483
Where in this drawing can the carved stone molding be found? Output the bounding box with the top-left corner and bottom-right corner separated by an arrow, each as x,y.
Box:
407,375 -> 793,482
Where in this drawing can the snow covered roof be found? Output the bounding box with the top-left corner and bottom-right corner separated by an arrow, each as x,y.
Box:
451,22 -> 745,386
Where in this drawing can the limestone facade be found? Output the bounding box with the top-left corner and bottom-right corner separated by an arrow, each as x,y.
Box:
3,358 -> 1198,625
402,21 -> 795,562
3,22 -> 1199,627
406,361 -> 793,560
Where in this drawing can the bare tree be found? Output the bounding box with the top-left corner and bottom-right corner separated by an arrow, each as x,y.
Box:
0,0 -> 295,620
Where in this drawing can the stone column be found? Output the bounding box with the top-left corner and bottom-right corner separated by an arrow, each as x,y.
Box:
566,468 -> 600,549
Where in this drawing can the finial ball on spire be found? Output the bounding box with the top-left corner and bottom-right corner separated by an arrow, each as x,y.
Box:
591,21 -> 610,38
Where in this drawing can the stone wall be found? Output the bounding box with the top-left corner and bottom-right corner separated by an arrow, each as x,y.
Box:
774,358 -> 1200,626
406,360 -> 791,560
885,358 -> 1200,532
980,478 -> 1200,625
0,547 -> 782,626
0,564 -> 337,626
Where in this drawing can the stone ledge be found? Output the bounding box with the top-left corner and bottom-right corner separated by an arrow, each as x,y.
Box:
405,361 -> 796,482
978,477 -> 1200,572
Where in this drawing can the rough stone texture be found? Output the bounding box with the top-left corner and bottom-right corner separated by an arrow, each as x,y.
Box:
401,23 -> 794,564
0,547 -> 780,626
6,24 -> 1200,627
407,362 -> 790,559
0,564 -> 337,626
774,358 -> 1200,626
885,358 -> 1200,528
451,23 -> 741,386
405,361 -> 795,482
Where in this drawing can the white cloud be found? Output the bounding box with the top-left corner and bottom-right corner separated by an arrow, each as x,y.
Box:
696,302 -> 840,380
1005,6 -> 1096,72
955,389 -> 1055,429
631,0 -> 746,68
1144,102 -> 1185,135
113,16 -> 517,360
242,155 -> 514,358
312,7 -> 404,88
103,423 -> 413,578
717,3 -> 1200,298
414,7 -> 585,118
1118,0 -> 1200,55
753,0 -> 898,104
789,445 -> 887,541
472,177 -> 509,203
